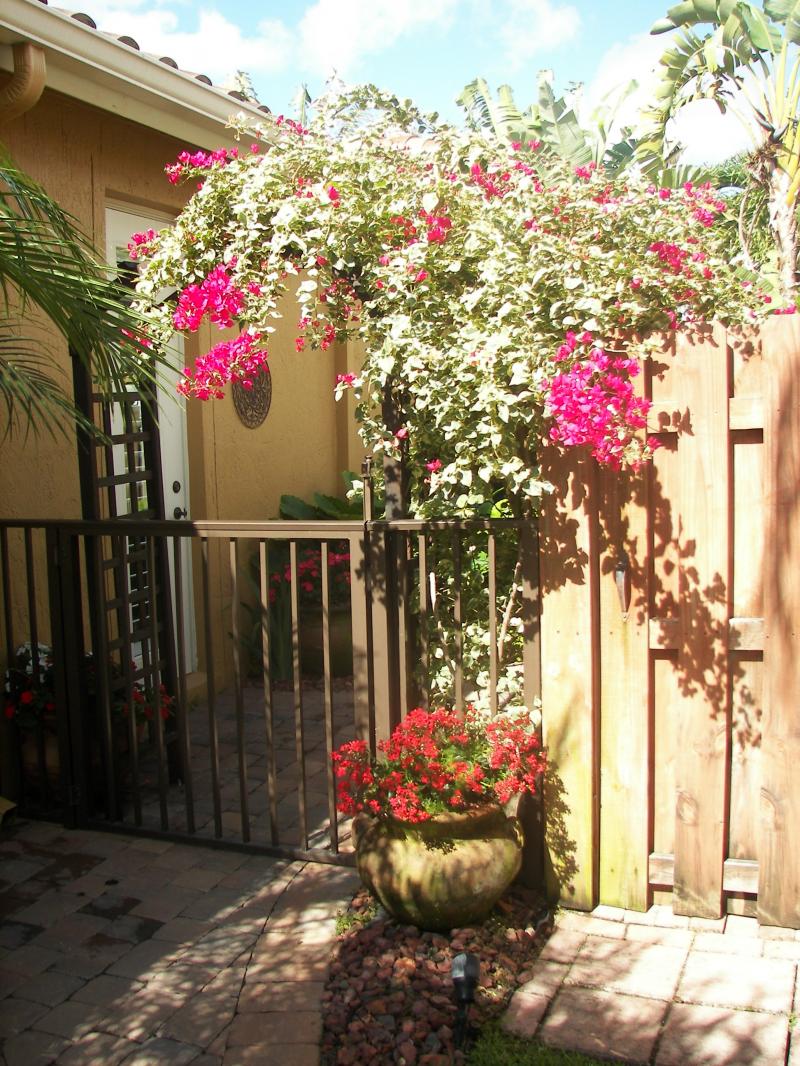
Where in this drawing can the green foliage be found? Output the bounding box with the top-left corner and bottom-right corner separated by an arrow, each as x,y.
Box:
136,85 -> 755,522
644,0 -> 800,292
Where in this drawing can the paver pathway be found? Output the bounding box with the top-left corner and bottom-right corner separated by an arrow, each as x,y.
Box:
504,904 -> 800,1065
0,819 -> 359,1065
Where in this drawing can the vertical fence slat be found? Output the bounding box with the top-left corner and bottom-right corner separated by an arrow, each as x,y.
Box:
91,536 -> 117,821
259,540 -> 279,844
321,543 -> 339,853
23,529 -> 39,682
146,537 -> 169,832
520,521 -> 542,714
598,462 -> 651,911
201,537 -> 222,838
417,534 -> 430,710
289,540 -> 308,849
229,538 -> 250,843
759,316 -> 800,927
673,324 -> 730,918
487,533 -> 498,717
540,452 -> 599,910
452,532 -> 463,708
172,536 -> 194,834
396,535 -> 410,715
116,534 -> 142,826
349,530 -> 373,748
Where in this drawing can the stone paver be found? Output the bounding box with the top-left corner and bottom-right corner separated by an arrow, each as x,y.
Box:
502,901 -> 800,1065
56,1031 -> 141,1066
656,1003 -> 789,1066
501,990 -> 549,1038
567,935 -> 688,1000
678,951 -> 795,1012
0,818 -> 359,1066
541,987 -> 668,1062
2,1027 -> 71,1066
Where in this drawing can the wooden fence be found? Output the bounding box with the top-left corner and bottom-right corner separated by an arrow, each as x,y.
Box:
538,317 -> 800,928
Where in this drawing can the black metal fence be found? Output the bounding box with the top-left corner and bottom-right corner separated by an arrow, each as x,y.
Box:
0,514 -> 540,863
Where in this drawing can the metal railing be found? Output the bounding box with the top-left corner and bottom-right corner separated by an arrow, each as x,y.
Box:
0,514 -> 540,863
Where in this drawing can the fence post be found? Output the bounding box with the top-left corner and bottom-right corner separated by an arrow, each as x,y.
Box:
349,461 -> 374,749
539,452 -> 600,910
518,518 -> 545,889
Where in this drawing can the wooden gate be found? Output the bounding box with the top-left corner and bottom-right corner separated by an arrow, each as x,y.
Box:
539,318 -> 800,927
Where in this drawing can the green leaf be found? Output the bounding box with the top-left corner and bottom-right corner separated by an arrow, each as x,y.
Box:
279,495 -> 319,520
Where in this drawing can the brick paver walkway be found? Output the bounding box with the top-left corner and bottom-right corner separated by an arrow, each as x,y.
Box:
0,820 -> 359,1065
504,904 -> 800,1065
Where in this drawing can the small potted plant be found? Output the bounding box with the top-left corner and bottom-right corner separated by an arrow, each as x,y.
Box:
331,706 -> 545,931
4,645 -> 175,786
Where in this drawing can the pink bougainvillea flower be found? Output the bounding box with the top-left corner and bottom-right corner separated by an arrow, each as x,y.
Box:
173,263 -> 246,332
127,229 -> 157,259
177,330 -> 267,399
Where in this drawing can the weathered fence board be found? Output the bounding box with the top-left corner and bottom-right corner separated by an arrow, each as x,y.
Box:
597,464 -> 650,910
759,317 -> 800,927
673,325 -> 730,918
540,453 -> 598,910
540,319 -> 800,927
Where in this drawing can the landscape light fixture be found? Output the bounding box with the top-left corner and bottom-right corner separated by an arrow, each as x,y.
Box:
451,951 -> 480,1048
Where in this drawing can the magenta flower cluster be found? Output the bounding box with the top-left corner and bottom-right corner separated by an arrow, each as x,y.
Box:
545,333 -> 656,468
172,263 -> 246,332
165,147 -> 240,185
177,330 -> 267,399
127,229 -> 157,260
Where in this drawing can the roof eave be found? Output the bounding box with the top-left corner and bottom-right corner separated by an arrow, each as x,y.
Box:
0,0 -> 270,149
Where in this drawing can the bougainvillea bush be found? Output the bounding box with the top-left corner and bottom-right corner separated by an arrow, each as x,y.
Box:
133,84 -> 759,521
331,706 -> 546,822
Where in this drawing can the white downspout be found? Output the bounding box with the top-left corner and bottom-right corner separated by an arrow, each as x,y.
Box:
0,42 -> 46,124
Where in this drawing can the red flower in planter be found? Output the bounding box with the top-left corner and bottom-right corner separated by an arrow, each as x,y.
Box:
331,706 -> 545,822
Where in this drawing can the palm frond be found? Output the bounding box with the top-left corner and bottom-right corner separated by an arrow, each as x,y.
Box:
0,325 -> 104,442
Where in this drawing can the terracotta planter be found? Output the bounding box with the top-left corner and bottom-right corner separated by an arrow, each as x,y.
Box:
353,804 -> 524,932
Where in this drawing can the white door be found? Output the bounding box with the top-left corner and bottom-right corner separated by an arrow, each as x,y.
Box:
105,206 -> 198,672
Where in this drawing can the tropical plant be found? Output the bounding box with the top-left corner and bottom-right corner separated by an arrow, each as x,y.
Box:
1,151 -> 164,438
642,0 -> 800,297
456,73 -> 704,187
458,72 -> 638,173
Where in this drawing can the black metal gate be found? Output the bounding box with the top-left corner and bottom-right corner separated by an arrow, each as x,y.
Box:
1,508 -> 540,867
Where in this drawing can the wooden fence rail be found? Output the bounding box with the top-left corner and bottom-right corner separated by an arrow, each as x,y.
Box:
539,318 -> 800,928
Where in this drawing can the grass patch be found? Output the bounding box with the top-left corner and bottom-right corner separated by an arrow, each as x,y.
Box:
467,1025 -> 608,1066
334,897 -> 379,935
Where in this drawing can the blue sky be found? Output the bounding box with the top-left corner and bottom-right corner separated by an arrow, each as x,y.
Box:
73,0 -> 751,160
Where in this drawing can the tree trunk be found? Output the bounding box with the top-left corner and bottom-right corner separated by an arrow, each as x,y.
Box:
768,164 -> 797,301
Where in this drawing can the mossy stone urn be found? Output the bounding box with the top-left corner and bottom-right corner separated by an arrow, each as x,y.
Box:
352,804 -> 524,932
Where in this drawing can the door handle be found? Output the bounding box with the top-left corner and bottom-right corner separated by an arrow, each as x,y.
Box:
173,507 -> 188,520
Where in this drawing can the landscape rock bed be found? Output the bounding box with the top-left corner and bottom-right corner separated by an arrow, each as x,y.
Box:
321,884 -> 552,1065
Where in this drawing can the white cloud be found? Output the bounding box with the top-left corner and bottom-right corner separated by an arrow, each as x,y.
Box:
584,32 -> 757,166
297,0 -> 458,77
70,3 -> 294,82
495,0 -> 580,72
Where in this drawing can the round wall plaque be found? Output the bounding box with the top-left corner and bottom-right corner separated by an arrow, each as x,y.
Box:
232,367 -> 272,429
